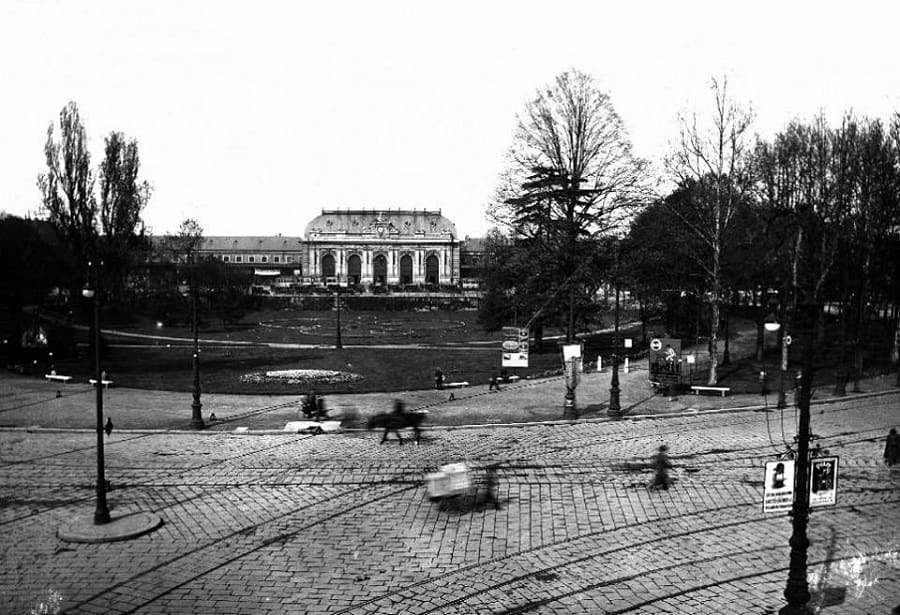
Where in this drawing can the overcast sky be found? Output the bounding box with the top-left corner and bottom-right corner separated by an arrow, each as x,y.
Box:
2,0 -> 899,239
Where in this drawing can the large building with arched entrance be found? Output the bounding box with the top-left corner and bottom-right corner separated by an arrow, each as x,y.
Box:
192,209 -> 482,293
305,209 -> 458,287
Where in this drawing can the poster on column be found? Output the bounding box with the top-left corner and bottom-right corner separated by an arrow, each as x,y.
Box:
763,459 -> 795,513
502,327 -> 529,367
809,456 -> 839,508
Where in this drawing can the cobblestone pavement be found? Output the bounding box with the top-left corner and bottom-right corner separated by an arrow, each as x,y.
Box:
2,386 -> 899,614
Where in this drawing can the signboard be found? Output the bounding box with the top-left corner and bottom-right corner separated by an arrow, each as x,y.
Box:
649,337 -> 682,384
561,343 -> 584,373
763,459 -> 795,513
502,327 -> 529,368
809,456 -> 839,508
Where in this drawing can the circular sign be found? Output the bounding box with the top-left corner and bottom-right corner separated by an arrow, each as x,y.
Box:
650,338 -> 662,352
501,340 -> 520,351
784,335 -> 792,346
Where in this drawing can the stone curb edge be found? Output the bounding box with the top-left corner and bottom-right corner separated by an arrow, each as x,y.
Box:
2,387 -> 897,436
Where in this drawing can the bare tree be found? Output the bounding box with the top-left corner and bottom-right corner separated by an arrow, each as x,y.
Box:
666,76 -> 754,385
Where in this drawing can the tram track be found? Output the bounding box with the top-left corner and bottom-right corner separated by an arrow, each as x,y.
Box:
331,497 -> 900,614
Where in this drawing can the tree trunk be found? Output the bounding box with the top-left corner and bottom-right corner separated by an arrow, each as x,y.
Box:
708,297 -> 720,385
755,288 -> 764,362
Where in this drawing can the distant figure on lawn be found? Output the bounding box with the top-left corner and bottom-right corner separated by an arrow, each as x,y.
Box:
489,370 -> 501,391
367,399 -> 425,445
434,368 -> 444,390
650,445 -> 673,490
885,428 -> 900,466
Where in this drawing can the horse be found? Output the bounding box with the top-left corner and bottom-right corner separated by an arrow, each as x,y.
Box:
366,410 -> 426,445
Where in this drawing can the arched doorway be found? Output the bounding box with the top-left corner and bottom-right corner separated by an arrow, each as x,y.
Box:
425,254 -> 439,286
400,254 -> 413,285
348,254 -> 361,285
321,253 -> 335,280
373,254 -> 387,286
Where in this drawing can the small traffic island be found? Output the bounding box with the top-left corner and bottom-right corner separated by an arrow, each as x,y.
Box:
58,511 -> 162,543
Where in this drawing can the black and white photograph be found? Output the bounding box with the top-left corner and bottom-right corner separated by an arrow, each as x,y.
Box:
1,1 -> 899,613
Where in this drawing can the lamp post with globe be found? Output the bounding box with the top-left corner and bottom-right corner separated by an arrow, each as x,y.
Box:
82,261 -> 110,525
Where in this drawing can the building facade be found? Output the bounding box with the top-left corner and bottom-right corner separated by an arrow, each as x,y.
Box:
194,209 -> 479,292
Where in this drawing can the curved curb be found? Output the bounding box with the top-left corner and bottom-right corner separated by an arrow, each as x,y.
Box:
58,510 -> 163,543
3,387 -> 898,436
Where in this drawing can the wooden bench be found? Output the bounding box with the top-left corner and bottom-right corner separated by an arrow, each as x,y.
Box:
89,379 -> 115,388
691,385 -> 730,397
445,381 -> 469,389
45,374 -> 72,383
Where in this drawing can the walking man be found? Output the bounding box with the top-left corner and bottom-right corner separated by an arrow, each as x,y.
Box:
885,428 -> 900,466
650,444 -> 673,490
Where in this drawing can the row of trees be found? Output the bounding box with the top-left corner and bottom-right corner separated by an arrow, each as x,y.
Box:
1,102 -> 256,359
481,71 -> 900,386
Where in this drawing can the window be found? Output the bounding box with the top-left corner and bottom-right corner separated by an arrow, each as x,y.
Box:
235,256 -> 242,263
223,256 -> 230,263
273,256 -> 280,263
286,255 -> 293,263
261,256 -> 268,263
249,256 -> 255,263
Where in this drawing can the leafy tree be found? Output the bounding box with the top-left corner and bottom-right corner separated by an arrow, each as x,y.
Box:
37,101 -> 97,277
0,216 -> 72,355
666,76 -> 754,385
490,70 -> 648,340
37,102 -> 151,303
98,131 -> 153,303
620,193 -> 705,343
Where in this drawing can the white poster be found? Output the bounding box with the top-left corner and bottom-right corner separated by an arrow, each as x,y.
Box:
763,459 -> 795,513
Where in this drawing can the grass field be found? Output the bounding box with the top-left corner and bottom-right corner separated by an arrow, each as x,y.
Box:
32,309 -> 580,395
14,306 -> 897,398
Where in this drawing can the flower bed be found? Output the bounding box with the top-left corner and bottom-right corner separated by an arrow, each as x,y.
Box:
239,369 -> 364,386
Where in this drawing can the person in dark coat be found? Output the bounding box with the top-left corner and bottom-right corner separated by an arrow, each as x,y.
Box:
434,368 -> 444,390
650,445 -> 673,490
483,464 -> 501,510
885,428 -> 900,466
489,369 -> 501,391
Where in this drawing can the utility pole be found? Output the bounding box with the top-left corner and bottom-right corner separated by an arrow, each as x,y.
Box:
608,240 -> 621,416
778,303 -> 817,614
190,253 -> 204,430
84,261 -> 110,524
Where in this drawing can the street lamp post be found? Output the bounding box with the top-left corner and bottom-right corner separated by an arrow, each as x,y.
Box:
334,290 -> 343,349
779,304 -> 817,614
608,280 -> 621,416
763,316 -> 781,400
189,256 -> 204,430
83,261 -> 110,525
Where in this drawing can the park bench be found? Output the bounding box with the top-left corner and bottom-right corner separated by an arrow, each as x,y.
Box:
445,381 -> 469,389
44,373 -> 72,383
690,385 -> 730,397
89,379 -> 115,388
283,420 -> 342,434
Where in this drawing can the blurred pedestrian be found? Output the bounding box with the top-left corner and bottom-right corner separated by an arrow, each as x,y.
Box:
650,445 -> 672,490
483,464 -> 500,510
315,395 -> 327,421
885,428 -> 900,466
393,399 -> 405,415
303,391 -> 317,418
434,368 -> 444,390
489,369 -> 501,391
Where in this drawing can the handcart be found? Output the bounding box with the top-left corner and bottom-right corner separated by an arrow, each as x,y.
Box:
425,463 -> 472,501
